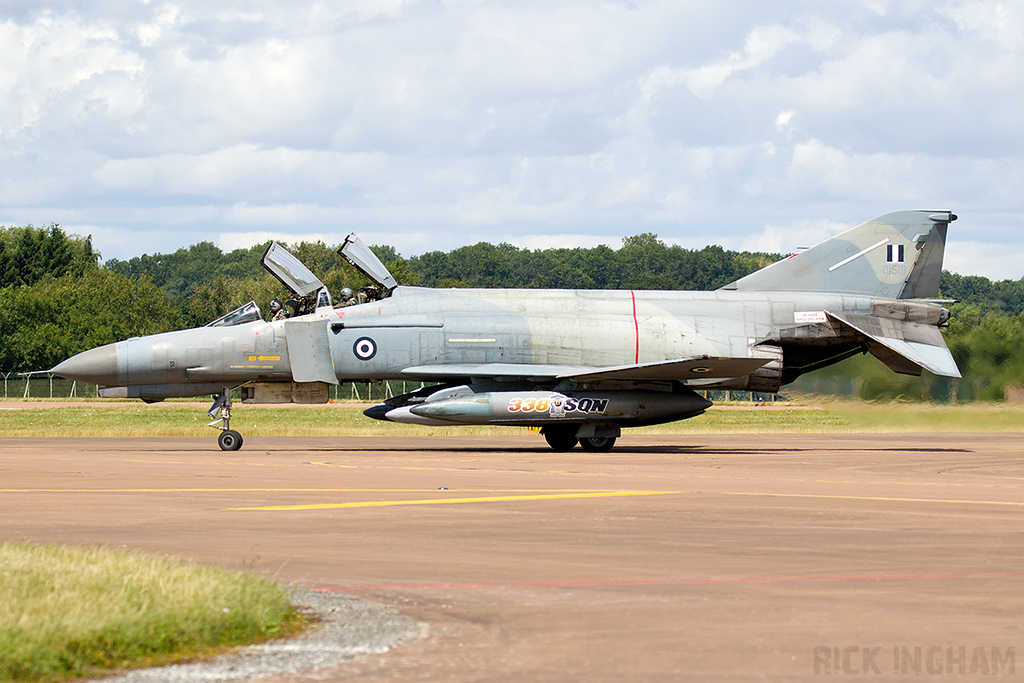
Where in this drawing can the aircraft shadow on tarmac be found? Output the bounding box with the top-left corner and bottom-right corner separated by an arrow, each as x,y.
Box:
283,444 -> 973,455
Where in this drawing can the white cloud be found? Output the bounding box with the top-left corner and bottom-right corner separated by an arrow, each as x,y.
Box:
92,146 -> 388,196
217,230 -> 349,252
787,139 -> 929,199
642,19 -> 840,101
497,233 -> 621,251
944,239 -> 1024,281
740,219 -> 846,255
134,5 -> 179,46
939,1 -> 1024,49
0,2 -> 1021,280
0,12 -> 146,137
775,110 -> 795,128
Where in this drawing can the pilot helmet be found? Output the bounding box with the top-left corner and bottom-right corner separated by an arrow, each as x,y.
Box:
340,287 -> 353,300
270,298 -> 283,312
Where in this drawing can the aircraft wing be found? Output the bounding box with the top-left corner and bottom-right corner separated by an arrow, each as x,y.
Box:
400,356 -> 770,383
559,356 -> 770,382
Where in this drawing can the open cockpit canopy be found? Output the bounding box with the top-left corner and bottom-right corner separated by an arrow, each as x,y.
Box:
262,242 -> 325,297
339,233 -> 398,292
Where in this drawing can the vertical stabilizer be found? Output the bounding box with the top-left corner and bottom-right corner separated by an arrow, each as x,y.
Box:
720,210 -> 956,298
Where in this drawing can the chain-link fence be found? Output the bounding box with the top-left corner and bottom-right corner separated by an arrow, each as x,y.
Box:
0,373 -> 431,402
2,372 -> 780,404
2,373 -> 101,399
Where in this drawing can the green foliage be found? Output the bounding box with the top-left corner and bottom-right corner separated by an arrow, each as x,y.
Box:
105,242 -> 267,299
945,305 -> 1024,400
0,270 -> 182,372
855,361 -> 932,402
384,258 -> 422,286
4,224 -> 1023,403
0,225 -> 98,288
177,275 -> 273,328
105,239 -> 410,304
940,270 -> 1024,315
98,232 -> 783,296
408,234 -> 780,290
791,303 -> 1024,402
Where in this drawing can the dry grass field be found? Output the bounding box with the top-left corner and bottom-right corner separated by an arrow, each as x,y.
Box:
2,398 -> 1022,438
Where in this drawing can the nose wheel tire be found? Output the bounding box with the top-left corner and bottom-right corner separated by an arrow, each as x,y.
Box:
218,429 -> 243,451
580,436 -> 616,452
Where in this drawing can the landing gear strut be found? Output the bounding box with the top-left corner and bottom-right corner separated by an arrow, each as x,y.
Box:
209,388 -> 243,451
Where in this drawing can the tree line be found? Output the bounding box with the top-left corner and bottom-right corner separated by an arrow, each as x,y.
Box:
2,224 -> 1023,401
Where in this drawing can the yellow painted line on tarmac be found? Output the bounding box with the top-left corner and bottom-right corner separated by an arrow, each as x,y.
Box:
1,488 -> 416,493
229,490 -> 676,511
717,491 -> 1024,507
306,460 -> 616,477
0,487 -> 597,494
682,472 -> 1023,492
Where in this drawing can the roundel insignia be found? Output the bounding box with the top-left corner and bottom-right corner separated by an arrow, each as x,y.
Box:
353,337 -> 377,361
690,366 -> 713,374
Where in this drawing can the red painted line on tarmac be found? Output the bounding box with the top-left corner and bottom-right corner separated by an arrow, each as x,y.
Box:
314,572 -> 1024,592
631,289 -> 639,364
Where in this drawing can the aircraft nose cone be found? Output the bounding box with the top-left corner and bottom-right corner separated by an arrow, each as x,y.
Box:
51,344 -> 120,386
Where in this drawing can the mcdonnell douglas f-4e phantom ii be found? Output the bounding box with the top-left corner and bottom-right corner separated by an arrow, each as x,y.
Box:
53,210 -> 961,451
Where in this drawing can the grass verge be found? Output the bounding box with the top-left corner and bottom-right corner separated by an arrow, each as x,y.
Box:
633,399 -> 1024,434
0,541 -> 301,683
1,399 -> 1023,437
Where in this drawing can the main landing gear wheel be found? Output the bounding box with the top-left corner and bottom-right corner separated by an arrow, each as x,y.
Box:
544,428 -> 579,451
580,436 -> 616,452
218,429 -> 243,451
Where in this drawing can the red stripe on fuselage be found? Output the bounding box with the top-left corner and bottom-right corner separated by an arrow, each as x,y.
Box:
631,290 -> 639,363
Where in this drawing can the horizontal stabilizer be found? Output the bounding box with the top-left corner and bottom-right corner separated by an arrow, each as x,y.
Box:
401,356 -> 769,383
826,312 -> 961,378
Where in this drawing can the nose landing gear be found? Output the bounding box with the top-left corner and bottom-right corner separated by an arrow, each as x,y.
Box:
208,389 -> 243,451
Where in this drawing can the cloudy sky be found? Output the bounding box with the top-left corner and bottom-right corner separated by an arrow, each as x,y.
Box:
2,1 -> 1023,278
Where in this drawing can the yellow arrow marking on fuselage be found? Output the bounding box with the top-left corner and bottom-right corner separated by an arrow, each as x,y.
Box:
248,355 -> 281,361
228,490 -> 675,511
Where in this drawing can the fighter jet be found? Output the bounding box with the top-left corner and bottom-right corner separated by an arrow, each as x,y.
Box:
52,210 -> 961,451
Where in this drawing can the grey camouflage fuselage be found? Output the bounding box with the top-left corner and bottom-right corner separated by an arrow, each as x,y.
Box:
52,210 -> 960,450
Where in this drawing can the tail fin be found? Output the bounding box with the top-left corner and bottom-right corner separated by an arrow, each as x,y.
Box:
721,210 -> 956,299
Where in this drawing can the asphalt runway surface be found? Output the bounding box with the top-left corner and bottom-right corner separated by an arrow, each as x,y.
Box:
3,432 -> 1023,682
